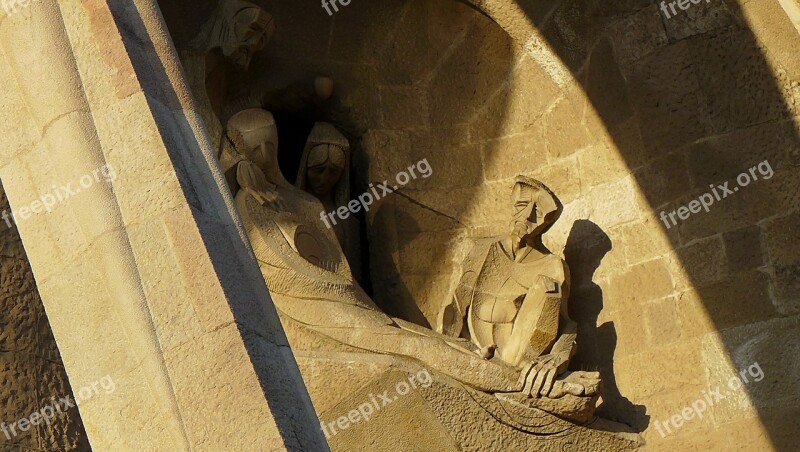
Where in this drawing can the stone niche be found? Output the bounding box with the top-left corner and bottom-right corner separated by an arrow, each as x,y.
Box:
2,0 -> 799,449
160,0 -> 643,450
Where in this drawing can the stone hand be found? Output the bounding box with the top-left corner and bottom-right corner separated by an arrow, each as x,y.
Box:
546,371 -> 602,399
262,189 -> 286,211
249,187 -> 286,211
521,351 -> 569,398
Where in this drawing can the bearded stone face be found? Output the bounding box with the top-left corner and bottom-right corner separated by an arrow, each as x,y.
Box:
508,181 -> 558,243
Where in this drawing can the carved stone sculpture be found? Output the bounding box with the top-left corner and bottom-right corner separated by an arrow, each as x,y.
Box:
296,122 -> 362,280
180,0 -> 276,193
188,0 -> 275,118
442,176 -> 590,400
225,109 -> 608,431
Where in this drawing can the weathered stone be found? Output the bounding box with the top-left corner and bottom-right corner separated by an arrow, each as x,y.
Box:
645,297 -> 681,347
675,288 -> 718,340
325,0 -> 409,64
662,0 -> 738,41
361,129 -> 413,184
480,129 -> 548,182
585,37 -> 634,134
611,302 -> 648,359
469,52 -> 561,140
761,213 -> 800,315
627,41 -> 712,154
4,0 -> 800,449
577,144 -> 630,192
606,258 -> 676,306
634,150 -> 694,209
538,0 -> 593,71
322,371 -> 460,452
699,271 -> 778,331
687,26 -> 791,134
684,120 -> 795,191
427,16 -> 515,128
379,84 -> 430,129
606,5 -> 668,71
616,339 -> 705,399
542,96 -> 593,160
529,155 -> 581,204
584,176 -> 646,229
615,219 -> 675,266
738,0 -> 800,80
0,186 -> 89,451
676,235 -> 727,288
704,315 -> 800,423
723,225 -> 765,273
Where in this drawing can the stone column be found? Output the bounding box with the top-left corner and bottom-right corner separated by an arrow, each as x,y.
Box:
0,0 -> 327,450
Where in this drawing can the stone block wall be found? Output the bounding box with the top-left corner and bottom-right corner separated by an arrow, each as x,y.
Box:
235,0 -> 800,449
1,0 -> 796,449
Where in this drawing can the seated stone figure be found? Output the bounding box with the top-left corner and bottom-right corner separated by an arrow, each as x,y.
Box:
442,176 -> 593,400
226,108 -> 603,427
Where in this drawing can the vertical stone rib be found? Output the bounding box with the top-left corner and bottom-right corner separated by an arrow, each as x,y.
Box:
0,1 -> 191,449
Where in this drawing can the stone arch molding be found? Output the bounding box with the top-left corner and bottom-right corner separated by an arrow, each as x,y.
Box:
459,0 -> 576,88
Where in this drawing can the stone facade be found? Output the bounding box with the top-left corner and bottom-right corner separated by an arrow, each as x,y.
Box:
1,0 -> 799,450
196,0 -> 799,449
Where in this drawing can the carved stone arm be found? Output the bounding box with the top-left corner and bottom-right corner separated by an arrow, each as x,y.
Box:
498,275 -> 562,366
549,318 -> 578,372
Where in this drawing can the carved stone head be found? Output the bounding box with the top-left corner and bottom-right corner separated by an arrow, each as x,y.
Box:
227,108 -> 288,187
194,0 -> 276,70
297,123 -> 350,205
305,144 -> 346,196
509,176 -> 561,242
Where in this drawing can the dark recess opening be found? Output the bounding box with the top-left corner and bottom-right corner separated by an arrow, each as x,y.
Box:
273,110 -> 316,184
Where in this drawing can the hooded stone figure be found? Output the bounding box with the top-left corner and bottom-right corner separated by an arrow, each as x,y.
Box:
190,0 -> 276,72
179,0 -> 276,194
296,122 -> 362,281
184,0 -> 276,124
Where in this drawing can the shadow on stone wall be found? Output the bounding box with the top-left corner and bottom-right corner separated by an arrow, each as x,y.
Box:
565,219 -> 648,431
509,0 -> 800,448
